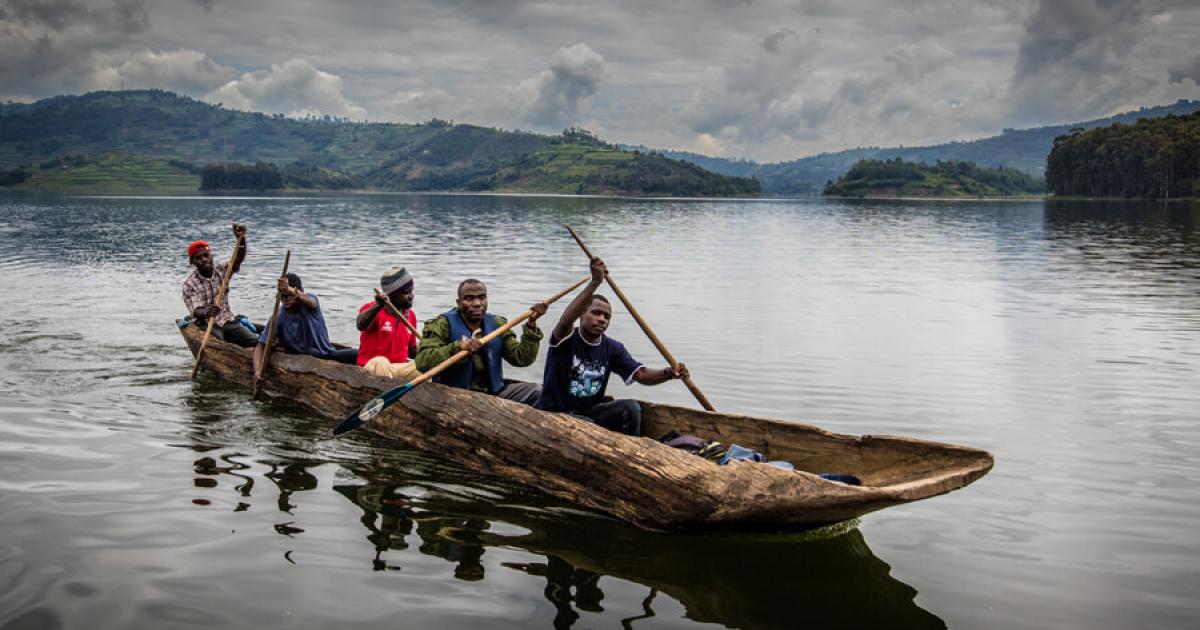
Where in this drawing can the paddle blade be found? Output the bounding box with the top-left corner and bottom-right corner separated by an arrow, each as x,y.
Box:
333,383 -> 414,436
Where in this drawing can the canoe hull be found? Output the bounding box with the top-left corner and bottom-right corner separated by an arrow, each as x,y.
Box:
181,324 -> 993,530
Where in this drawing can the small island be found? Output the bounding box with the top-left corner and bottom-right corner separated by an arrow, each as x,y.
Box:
823,158 -> 1045,199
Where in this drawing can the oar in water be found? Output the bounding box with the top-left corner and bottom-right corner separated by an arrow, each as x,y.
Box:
253,250 -> 291,400
373,288 -> 420,335
333,276 -> 588,436
191,234 -> 245,379
563,225 -> 716,411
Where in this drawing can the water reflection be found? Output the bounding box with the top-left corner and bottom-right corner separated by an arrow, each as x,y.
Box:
176,376 -> 944,629
335,482 -> 946,630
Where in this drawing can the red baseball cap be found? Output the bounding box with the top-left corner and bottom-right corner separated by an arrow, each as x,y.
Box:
188,240 -> 210,259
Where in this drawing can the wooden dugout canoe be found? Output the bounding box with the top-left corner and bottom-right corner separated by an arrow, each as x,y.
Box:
180,323 -> 993,531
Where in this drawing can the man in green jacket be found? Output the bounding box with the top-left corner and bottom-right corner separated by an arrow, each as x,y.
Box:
415,278 -> 547,405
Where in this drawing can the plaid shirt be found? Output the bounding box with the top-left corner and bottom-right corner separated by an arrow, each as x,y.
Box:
182,260 -> 236,326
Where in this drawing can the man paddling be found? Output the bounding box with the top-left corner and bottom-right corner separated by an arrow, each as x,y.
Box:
182,223 -> 258,347
253,273 -> 358,389
356,266 -> 421,381
535,257 -> 686,436
415,278 -> 547,404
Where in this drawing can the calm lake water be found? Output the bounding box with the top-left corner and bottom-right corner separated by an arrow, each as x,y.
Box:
0,193 -> 1198,629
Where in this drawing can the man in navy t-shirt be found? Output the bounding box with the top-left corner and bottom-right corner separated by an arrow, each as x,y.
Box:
252,273 -> 358,391
535,257 -> 687,436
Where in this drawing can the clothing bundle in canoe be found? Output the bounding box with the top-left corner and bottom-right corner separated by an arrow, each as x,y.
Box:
181,323 -> 993,531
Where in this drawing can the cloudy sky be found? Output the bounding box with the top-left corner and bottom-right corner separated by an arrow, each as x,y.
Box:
2,0 -> 1198,162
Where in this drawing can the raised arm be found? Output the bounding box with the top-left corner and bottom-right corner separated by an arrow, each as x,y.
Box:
278,276 -> 317,311
551,257 -> 606,342
229,223 -> 248,273
356,292 -> 386,331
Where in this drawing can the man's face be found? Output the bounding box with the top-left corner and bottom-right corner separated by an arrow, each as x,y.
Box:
456,282 -> 488,324
191,249 -> 213,274
580,298 -> 612,339
281,289 -> 299,310
389,287 -> 414,310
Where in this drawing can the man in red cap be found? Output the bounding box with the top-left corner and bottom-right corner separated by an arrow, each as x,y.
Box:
182,222 -> 258,347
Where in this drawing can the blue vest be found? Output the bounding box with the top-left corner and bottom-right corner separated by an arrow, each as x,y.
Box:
433,308 -> 505,393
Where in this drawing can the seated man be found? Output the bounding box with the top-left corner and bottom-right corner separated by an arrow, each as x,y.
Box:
535,257 -> 687,436
182,222 -> 258,347
253,272 -> 358,388
357,266 -> 421,381
415,278 -> 547,405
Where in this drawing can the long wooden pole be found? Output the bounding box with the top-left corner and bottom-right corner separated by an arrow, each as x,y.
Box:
253,250 -> 291,399
373,288 -> 420,335
564,225 -> 715,411
191,234 -> 244,379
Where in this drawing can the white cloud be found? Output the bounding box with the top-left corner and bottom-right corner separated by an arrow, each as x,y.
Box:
380,88 -> 456,123
89,49 -> 236,93
205,58 -> 366,119
513,43 -> 606,129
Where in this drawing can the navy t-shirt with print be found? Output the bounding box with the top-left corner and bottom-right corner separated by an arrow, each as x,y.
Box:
536,328 -> 643,413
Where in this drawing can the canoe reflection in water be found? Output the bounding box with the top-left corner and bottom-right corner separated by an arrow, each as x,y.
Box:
335,483 -> 946,630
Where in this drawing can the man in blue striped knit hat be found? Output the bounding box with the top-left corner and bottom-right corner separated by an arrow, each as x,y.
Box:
356,266 -> 421,381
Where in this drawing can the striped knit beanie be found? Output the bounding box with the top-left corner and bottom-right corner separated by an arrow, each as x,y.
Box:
380,266 -> 413,294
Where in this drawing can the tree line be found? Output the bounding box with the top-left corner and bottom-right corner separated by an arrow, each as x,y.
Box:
200,162 -> 283,190
1046,112 -> 1200,198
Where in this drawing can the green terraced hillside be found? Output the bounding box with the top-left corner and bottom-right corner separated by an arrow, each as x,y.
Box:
0,91 -> 758,197
8,154 -> 200,194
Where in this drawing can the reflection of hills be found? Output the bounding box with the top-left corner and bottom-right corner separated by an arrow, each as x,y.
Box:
335,483 -> 945,630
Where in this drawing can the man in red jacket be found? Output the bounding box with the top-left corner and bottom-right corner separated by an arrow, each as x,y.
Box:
356,266 -> 420,381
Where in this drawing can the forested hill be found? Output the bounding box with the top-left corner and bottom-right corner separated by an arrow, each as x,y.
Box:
1047,112 -> 1200,199
823,159 -> 1045,198
0,90 -> 758,196
647,100 -> 1200,195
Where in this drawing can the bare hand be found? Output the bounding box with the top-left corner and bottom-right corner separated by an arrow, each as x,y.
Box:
203,304 -> 221,318
276,277 -> 292,295
590,257 -> 606,284
374,291 -> 388,307
528,302 -> 548,323
459,335 -> 482,354
672,363 -> 689,381
232,223 -> 247,239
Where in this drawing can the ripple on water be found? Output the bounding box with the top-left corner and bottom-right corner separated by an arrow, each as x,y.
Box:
1,195 -> 1199,630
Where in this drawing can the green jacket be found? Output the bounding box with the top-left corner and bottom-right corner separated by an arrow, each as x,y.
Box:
414,311 -> 544,392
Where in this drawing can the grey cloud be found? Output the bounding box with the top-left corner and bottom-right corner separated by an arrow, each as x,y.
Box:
4,0 -> 88,30
517,43 -> 606,129
1168,54 -> 1200,84
1005,0 -> 1200,125
190,0 -> 215,12
762,28 -> 796,53
2,0 -> 147,33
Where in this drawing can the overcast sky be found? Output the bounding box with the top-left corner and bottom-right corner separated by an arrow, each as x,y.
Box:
2,0 -> 1198,162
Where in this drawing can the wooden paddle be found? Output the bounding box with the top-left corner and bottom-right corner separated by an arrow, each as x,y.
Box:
253,250 -> 291,399
564,225 -> 716,411
373,288 -> 420,335
191,233 -> 244,379
333,276 -> 588,436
